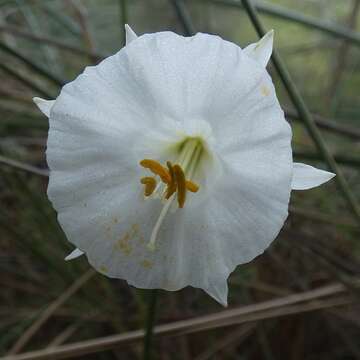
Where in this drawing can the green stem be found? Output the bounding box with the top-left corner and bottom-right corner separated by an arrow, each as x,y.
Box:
119,0 -> 128,47
284,106 -> 360,141
143,289 -> 158,360
241,0 -> 360,223
203,0 -> 360,47
170,0 -> 196,36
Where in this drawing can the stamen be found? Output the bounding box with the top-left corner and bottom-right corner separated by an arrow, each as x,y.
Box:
165,161 -> 177,200
139,138 -> 204,250
186,180 -> 199,193
173,164 -> 186,208
140,159 -> 171,184
139,159 -> 200,207
140,177 -> 157,197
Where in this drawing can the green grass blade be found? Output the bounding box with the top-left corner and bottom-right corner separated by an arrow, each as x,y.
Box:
205,0 -> 360,47
0,42 -> 64,87
241,0 -> 360,222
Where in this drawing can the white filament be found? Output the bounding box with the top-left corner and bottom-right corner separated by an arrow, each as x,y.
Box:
148,194 -> 175,251
147,138 -> 202,251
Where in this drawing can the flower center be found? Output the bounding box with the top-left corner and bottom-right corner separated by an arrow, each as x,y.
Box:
139,138 -> 203,250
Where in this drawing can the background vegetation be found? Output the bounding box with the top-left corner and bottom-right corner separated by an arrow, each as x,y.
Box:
0,0 -> 360,359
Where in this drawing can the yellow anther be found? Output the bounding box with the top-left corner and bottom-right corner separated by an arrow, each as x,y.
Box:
140,176 -> 157,197
139,158 -> 200,208
165,161 -> 177,199
173,164 -> 186,208
186,180 -> 199,193
140,159 -> 171,184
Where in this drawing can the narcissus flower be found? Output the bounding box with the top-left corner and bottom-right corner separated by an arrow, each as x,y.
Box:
34,25 -> 334,306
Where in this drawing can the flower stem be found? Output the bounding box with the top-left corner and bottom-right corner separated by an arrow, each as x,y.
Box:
143,289 -> 158,360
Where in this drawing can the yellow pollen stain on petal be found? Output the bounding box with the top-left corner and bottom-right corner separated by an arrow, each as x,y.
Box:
99,265 -> 108,273
114,224 -> 140,255
260,85 -> 270,96
173,164 -> 186,208
115,232 -> 132,255
140,159 -> 171,184
131,224 -> 139,235
140,259 -> 153,269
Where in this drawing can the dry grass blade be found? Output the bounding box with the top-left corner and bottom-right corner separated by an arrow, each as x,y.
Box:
289,206 -> 359,230
0,63 -> 52,98
0,42 -> 63,87
1,280 -> 357,360
0,155 -> 49,177
7,269 -> 95,355
194,323 -> 257,360
46,324 -> 81,349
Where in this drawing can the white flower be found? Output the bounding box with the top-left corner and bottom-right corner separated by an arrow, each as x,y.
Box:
33,25 -> 334,306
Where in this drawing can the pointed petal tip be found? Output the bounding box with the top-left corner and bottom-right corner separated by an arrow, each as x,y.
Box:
65,248 -> 85,261
292,162 -> 336,190
33,97 -> 55,117
266,29 -> 274,42
125,24 -> 138,45
212,295 -> 228,307
205,281 -> 229,307
243,30 -> 274,67
220,299 -> 228,307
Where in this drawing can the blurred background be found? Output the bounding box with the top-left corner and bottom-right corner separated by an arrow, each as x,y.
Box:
1,0 -> 360,359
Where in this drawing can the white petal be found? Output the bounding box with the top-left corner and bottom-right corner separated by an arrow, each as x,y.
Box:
46,31 -> 293,307
121,31 -> 278,134
125,24 -> 138,45
291,162 -> 335,190
65,248 -> 84,261
195,149 -> 291,305
33,97 -> 55,117
243,30 -> 274,67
